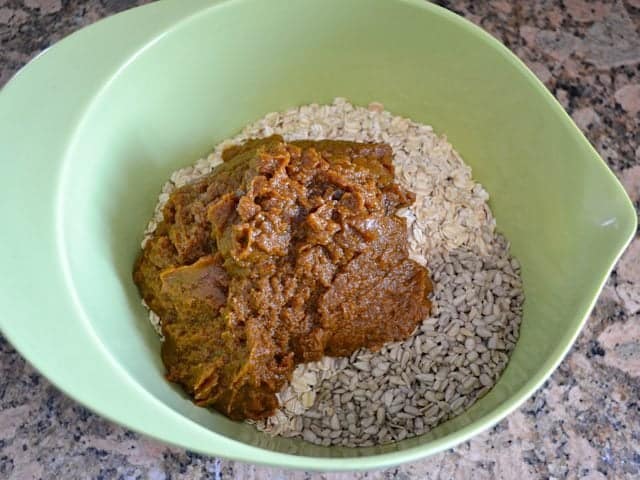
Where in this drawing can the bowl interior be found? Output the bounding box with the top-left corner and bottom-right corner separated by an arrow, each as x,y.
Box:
39,0 -> 636,464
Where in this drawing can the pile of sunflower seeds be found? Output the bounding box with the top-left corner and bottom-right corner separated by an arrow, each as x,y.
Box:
256,236 -> 523,446
141,99 -> 524,447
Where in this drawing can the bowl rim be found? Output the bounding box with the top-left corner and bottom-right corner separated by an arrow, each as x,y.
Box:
0,0 -> 636,471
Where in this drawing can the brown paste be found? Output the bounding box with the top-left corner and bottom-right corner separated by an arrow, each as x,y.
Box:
133,136 -> 432,420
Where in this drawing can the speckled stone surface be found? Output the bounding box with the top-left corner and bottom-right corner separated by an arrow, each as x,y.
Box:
1,0 -> 639,478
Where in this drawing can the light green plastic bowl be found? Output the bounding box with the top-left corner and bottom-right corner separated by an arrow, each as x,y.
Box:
0,0 -> 635,471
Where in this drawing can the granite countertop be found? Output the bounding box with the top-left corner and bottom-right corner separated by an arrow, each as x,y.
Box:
1,0 -> 639,478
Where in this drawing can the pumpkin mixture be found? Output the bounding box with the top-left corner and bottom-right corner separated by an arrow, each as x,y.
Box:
133,135 -> 432,420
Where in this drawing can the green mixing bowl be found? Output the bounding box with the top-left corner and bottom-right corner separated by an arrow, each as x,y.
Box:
0,0 -> 635,471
